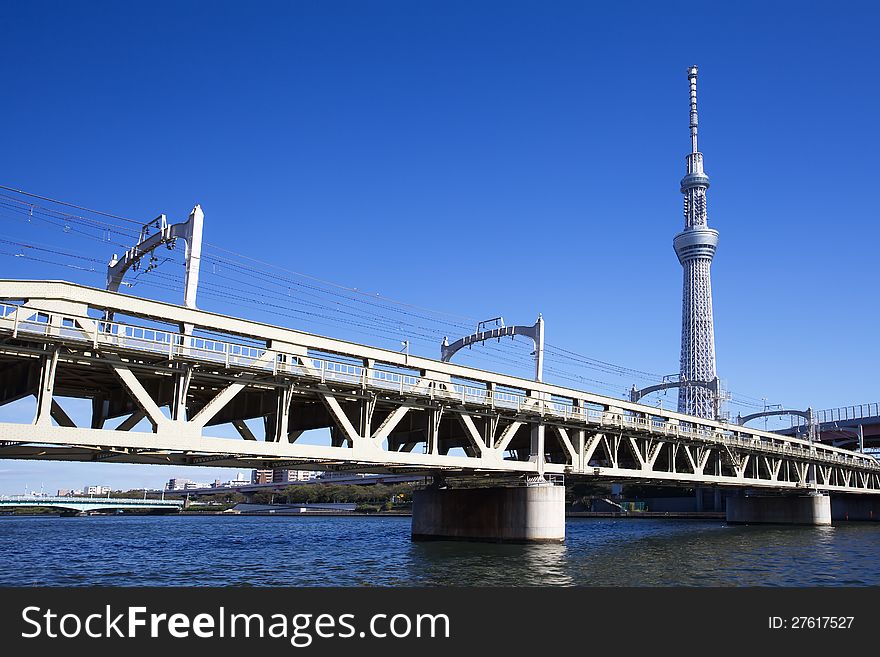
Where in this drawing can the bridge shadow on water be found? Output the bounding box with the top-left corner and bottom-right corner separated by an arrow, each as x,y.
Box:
558,519 -> 877,586
407,519 -> 880,586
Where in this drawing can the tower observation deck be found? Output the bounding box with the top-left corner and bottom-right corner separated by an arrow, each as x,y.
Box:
674,66 -> 719,418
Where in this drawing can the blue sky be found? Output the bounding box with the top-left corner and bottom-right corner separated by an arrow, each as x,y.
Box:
1,1 -> 878,493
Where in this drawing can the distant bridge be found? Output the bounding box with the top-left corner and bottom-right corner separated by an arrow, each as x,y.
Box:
776,403 -> 880,452
0,495 -> 183,513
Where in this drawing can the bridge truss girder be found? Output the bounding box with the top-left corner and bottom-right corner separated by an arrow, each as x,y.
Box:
0,281 -> 878,494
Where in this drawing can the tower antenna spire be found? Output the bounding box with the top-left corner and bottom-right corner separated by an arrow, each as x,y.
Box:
688,65 -> 699,153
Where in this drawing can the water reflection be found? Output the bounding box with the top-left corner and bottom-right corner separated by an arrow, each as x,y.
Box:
563,520 -> 873,586
521,543 -> 573,586
407,540 -> 574,586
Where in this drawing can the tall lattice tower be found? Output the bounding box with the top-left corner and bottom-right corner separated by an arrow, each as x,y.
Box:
674,65 -> 719,418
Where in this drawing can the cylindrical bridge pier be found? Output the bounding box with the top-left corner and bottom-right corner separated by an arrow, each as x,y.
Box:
411,483 -> 566,543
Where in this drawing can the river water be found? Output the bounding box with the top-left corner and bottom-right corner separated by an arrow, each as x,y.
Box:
1,515 -> 877,586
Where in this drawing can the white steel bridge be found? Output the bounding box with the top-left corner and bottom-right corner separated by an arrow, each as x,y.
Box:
1,280 -> 879,496
0,495 -> 182,513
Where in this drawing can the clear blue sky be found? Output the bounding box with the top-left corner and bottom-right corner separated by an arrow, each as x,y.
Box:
1,1 -> 878,493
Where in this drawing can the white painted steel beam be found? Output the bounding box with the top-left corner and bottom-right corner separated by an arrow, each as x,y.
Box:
319,390 -> 361,448
456,412 -> 487,457
372,406 -> 412,447
189,377 -> 253,429
106,358 -> 168,429
552,426 -> 578,465
33,348 -> 59,426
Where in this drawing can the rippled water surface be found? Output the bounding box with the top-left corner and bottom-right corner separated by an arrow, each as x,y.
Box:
1,515 -> 878,586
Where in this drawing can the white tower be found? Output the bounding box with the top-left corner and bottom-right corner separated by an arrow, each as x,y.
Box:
674,66 -> 719,418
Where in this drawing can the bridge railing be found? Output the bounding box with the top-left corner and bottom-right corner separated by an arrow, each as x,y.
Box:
818,403 -> 880,424
3,301 -> 879,472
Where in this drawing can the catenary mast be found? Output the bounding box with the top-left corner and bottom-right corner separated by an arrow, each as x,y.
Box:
674,66 -> 719,418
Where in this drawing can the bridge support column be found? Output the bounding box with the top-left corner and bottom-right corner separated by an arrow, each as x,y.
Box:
411,483 -> 565,543
726,493 -> 831,526
694,486 -> 723,511
33,347 -> 60,426
171,364 -> 192,421
530,423 -> 546,476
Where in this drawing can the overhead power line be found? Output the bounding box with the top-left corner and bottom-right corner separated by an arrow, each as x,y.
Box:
0,183 -> 780,408
0,184 -> 144,225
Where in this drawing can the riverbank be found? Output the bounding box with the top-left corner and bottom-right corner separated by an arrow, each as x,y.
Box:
568,511 -> 724,519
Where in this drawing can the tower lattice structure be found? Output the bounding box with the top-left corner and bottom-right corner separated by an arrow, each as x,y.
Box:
674,66 -> 719,419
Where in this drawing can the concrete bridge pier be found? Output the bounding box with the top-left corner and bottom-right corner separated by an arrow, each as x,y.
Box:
695,486 -> 724,512
830,495 -> 880,521
726,493 -> 831,526
411,483 -> 566,543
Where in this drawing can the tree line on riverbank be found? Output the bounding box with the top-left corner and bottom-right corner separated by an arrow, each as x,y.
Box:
253,483 -> 416,507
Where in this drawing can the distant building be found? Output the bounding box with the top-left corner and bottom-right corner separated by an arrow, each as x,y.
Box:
83,485 -> 110,496
57,488 -> 73,497
273,469 -> 320,483
166,478 -> 212,491
223,472 -> 250,487
252,469 -> 273,484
